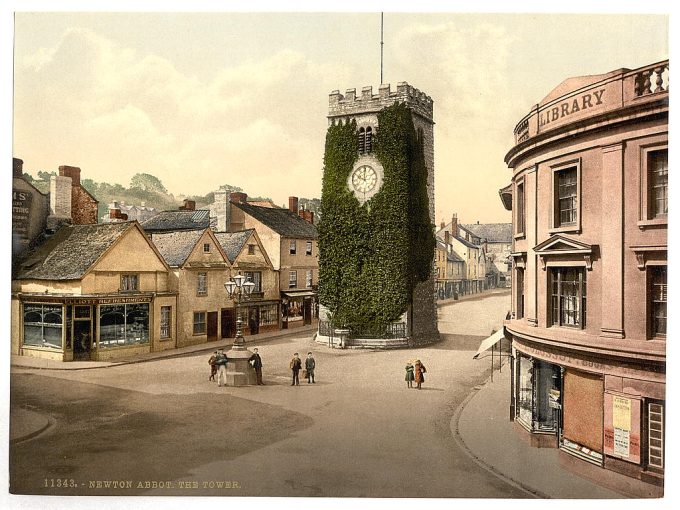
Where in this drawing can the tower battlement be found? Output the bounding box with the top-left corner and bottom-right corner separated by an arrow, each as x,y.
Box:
328,82 -> 433,122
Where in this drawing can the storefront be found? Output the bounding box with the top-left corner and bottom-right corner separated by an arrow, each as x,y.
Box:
281,290 -> 317,328
16,293 -> 174,362
242,301 -> 281,335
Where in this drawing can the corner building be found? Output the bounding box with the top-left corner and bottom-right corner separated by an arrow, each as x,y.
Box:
502,61 -> 668,497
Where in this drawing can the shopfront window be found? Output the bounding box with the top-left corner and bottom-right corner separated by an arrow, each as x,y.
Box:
23,304 -> 63,349
516,355 -> 561,432
259,305 -> 278,326
99,303 -> 149,348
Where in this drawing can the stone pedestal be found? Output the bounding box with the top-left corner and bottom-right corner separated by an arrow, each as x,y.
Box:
225,344 -> 257,386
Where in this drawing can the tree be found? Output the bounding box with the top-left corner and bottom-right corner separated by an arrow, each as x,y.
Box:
218,184 -> 243,193
129,173 -> 167,194
37,170 -> 56,181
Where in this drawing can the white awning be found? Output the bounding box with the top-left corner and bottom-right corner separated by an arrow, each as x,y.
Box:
473,328 -> 505,359
281,291 -> 316,298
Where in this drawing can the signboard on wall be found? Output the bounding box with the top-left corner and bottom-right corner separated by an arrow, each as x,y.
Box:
12,188 -> 33,241
604,392 -> 641,464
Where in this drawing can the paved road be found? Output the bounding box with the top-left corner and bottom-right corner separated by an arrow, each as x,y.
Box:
10,291 -> 524,498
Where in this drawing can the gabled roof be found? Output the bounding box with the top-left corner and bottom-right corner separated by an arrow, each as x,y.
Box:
534,234 -> 593,254
18,221 -> 135,280
141,209 -> 210,232
214,230 -> 253,264
437,222 -> 481,249
150,230 -> 206,267
233,202 -> 318,239
461,223 -> 513,243
448,251 -> 465,263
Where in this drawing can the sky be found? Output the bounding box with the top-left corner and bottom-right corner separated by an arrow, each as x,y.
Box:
11,11 -> 668,224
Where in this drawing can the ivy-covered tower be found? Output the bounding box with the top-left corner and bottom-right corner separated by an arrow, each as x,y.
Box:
317,82 -> 439,347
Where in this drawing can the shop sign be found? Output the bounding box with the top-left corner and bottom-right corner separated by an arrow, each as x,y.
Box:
518,343 -> 605,371
25,296 -> 153,305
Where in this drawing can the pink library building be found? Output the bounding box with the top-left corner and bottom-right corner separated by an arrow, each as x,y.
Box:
500,60 -> 668,497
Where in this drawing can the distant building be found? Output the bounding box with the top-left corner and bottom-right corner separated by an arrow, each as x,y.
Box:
435,231 -> 465,299
437,214 -> 487,295
11,221 -> 176,361
502,60 -> 667,497
103,201 -> 158,224
461,222 -> 512,287
140,199 -> 210,234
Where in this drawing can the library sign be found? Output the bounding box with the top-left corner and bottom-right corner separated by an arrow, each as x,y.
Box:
538,81 -> 617,133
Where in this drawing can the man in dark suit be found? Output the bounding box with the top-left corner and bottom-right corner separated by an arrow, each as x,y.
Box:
249,348 -> 264,385
305,352 -> 316,383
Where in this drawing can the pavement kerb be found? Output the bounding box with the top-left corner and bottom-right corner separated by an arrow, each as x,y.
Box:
10,409 -> 53,445
450,371 -> 549,499
11,325 -> 318,371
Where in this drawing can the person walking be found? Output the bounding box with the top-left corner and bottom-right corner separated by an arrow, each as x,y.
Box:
414,359 -> 427,390
405,361 -> 415,388
215,348 -> 229,387
249,347 -> 264,385
305,352 -> 316,384
290,352 -> 302,386
208,351 -> 218,382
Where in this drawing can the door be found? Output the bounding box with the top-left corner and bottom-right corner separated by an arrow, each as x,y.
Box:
303,298 -> 312,325
207,311 -> 218,342
248,308 -> 259,335
221,308 -> 235,339
72,320 -> 92,361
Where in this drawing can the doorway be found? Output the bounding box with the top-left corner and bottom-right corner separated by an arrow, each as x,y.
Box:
73,319 -> 92,361
221,308 -> 235,339
207,311 -> 218,342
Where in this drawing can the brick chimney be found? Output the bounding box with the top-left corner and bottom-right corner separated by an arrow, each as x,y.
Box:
440,220 -> 445,230
444,230 -> 450,245
451,213 -> 458,238
13,158 -> 23,178
211,190 -> 229,232
289,196 -> 299,214
229,192 -> 248,204
59,165 -> 81,186
179,199 -> 196,211
299,209 -> 314,223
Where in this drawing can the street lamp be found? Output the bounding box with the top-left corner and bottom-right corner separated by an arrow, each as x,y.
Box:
222,273 -> 257,386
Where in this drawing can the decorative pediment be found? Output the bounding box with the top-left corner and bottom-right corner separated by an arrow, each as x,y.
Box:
533,235 -> 595,270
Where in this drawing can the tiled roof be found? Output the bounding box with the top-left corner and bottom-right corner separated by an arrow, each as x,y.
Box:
461,223 -> 513,243
140,209 -> 210,232
150,230 -> 205,267
17,222 -> 134,280
233,202 -> 318,239
214,230 -> 253,263
448,251 -> 465,263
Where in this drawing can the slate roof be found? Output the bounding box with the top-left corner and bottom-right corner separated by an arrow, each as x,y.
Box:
17,222 -> 134,280
140,209 -> 210,232
436,236 -> 465,263
214,230 -> 253,263
233,202 -> 318,239
461,223 -> 513,243
150,230 -> 206,267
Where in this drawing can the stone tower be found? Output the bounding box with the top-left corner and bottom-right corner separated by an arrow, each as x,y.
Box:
321,82 -> 439,346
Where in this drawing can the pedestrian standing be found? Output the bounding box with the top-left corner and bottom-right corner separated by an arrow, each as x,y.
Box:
208,351 -> 218,381
414,359 -> 427,390
290,352 -> 302,386
305,352 -> 316,383
405,361 -> 415,388
249,347 -> 264,385
216,348 -> 229,387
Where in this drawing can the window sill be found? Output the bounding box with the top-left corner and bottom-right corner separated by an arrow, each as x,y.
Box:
514,233 -> 525,240
637,218 -> 667,230
159,337 -> 173,342
548,225 -> 580,235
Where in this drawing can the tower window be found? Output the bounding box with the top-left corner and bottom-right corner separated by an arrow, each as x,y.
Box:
358,126 -> 375,154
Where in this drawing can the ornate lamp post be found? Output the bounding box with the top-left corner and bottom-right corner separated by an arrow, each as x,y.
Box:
223,273 -> 257,386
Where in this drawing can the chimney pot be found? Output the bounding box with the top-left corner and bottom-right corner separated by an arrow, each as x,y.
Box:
229,192 -> 247,204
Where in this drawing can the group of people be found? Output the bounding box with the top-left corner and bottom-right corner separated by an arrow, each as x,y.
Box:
404,359 -> 427,389
208,348 -> 316,386
289,352 -> 315,385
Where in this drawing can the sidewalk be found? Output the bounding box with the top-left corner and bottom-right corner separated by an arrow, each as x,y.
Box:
452,365 -> 622,499
11,324 -> 317,371
437,287 -> 510,307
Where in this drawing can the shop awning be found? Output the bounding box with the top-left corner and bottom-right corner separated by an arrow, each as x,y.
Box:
281,291 -> 316,298
473,328 -> 505,359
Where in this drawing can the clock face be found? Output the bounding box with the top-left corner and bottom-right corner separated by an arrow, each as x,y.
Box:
351,165 -> 378,193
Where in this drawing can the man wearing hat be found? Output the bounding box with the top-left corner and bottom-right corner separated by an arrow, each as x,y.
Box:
215,348 -> 229,387
305,352 -> 316,384
208,350 -> 218,381
290,352 -> 302,386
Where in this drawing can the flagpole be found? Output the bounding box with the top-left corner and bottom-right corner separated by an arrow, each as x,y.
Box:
380,12 -> 384,85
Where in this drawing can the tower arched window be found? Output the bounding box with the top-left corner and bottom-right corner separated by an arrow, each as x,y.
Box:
358,126 -> 375,154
